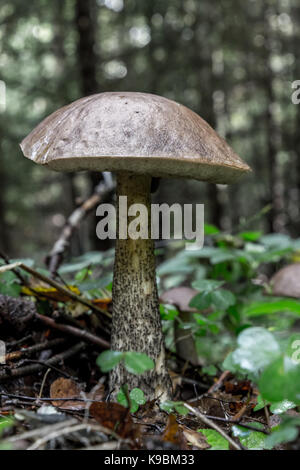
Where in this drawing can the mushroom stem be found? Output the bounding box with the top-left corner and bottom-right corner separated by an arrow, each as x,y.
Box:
109,172 -> 172,400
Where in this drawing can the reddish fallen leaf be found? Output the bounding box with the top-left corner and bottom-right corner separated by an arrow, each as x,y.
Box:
50,377 -> 83,409
92,298 -> 112,310
224,379 -> 252,396
180,426 -> 210,450
50,378 -> 105,411
90,402 -> 139,441
163,414 -> 181,445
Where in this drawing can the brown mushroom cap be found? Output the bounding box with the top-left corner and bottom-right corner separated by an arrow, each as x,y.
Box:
160,286 -> 198,312
271,264 -> 300,298
20,92 -> 250,184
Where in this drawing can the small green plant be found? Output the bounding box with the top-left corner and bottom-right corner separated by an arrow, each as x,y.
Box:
198,429 -> 229,450
117,386 -> 146,413
159,400 -> 189,416
0,417 -> 14,450
97,350 -> 155,375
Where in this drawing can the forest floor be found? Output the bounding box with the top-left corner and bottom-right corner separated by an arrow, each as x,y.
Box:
0,292 -> 287,451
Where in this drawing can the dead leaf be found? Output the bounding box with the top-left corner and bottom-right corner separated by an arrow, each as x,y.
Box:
50,377 -> 83,409
22,285 -> 81,302
180,426 -> 210,450
163,414 -> 180,444
90,402 -> 139,440
224,379 -> 252,396
92,297 -> 112,310
169,370 -> 182,389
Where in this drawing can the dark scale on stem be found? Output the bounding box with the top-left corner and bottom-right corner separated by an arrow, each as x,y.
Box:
109,172 -> 172,400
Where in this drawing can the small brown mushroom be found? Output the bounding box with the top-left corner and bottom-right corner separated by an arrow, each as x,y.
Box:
270,264 -> 300,298
20,92 -> 250,400
160,287 -> 200,366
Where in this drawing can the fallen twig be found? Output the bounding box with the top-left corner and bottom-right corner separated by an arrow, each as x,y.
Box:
203,414 -> 269,435
36,313 -> 109,349
207,370 -> 231,394
0,392 -> 101,404
183,403 -> 243,451
7,418 -> 79,443
26,421 -> 119,450
4,338 -> 66,362
0,261 -> 111,319
0,342 -> 85,383
46,173 -> 115,277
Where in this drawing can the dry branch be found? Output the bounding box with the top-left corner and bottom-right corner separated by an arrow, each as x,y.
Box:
0,342 -> 85,383
36,313 -> 110,349
46,173 -> 115,277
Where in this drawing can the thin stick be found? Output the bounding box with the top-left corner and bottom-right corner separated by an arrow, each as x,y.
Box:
207,370 -> 231,394
4,338 -> 65,362
21,359 -> 75,379
0,342 -> 85,383
183,403 -> 243,451
36,313 -> 110,349
38,368 -> 51,400
26,422 -> 118,450
0,392 -> 100,404
7,418 -> 79,442
0,261 -> 111,319
203,415 -> 269,435
46,174 -> 115,277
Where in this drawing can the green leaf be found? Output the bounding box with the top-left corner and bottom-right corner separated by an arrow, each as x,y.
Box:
116,389 -> 131,409
226,328 -> 280,379
116,387 -> 145,413
192,279 -> 224,292
0,417 -> 14,436
0,281 -> 21,297
124,352 -> 154,375
265,416 -> 300,448
174,403 -> 189,415
198,429 -> 229,450
160,400 -> 175,413
210,251 -> 236,264
159,400 -> 189,415
210,289 -> 236,310
160,304 -> 179,320
259,355 -> 300,404
202,365 -> 218,376
130,388 -> 146,405
232,425 -> 270,450
189,292 -> 212,310
243,299 -> 300,317
270,400 -> 296,415
75,267 -> 92,282
204,224 -> 220,235
260,234 -> 292,249
96,350 -> 124,372
253,394 -> 269,412
239,231 -> 262,242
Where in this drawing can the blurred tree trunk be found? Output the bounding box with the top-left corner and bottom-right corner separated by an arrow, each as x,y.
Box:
263,1 -> 285,233
75,0 -> 98,98
75,0 -> 107,250
53,0 -> 81,255
197,8 -> 224,230
0,156 -> 9,252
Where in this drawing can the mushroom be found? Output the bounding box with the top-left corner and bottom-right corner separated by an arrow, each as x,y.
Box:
270,264 -> 300,298
160,287 -> 201,366
20,92 -> 250,400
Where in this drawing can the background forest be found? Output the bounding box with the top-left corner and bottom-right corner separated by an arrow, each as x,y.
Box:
1,0 -> 300,452
1,0 -> 300,258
